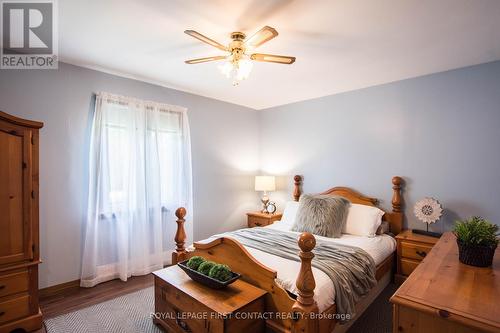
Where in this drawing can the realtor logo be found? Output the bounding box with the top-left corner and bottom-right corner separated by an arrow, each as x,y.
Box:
1,0 -> 58,69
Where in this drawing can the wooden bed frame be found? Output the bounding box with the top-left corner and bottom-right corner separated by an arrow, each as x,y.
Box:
171,175 -> 403,333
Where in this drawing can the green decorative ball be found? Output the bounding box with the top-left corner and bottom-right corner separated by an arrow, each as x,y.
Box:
186,256 -> 206,270
197,261 -> 216,275
208,264 -> 232,282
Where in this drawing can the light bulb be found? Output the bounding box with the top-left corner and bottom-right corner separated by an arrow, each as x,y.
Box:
218,54 -> 253,85
236,57 -> 253,81
218,56 -> 234,78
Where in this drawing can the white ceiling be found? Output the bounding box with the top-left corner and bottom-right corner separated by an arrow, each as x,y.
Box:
60,0 -> 500,110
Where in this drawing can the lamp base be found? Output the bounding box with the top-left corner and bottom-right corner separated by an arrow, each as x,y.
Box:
412,229 -> 442,238
261,196 -> 269,213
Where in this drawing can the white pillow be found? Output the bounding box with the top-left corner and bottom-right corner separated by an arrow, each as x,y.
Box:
343,204 -> 385,237
280,201 -> 300,227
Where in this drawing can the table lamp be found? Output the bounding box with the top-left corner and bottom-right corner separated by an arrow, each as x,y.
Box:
255,176 -> 276,213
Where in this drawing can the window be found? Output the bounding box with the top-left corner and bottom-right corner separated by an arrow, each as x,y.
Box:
81,92 -> 192,287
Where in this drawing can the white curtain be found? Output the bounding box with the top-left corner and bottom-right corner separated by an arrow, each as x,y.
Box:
81,92 -> 193,288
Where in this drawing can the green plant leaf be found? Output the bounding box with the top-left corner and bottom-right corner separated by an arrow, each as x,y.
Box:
453,216 -> 499,247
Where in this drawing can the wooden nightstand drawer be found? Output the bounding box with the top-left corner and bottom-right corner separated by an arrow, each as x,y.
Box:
0,270 -> 29,299
401,241 -> 433,261
248,216 -> 271,228
400,258 -> 419,276
395,230 -> 439,284
246,212 -> 282,228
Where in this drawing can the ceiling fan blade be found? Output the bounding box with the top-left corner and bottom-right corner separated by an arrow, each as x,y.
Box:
185,56 -> 226,64
250,53 -> 296,64
245,26 -> 278,48
184,30 -> 227,51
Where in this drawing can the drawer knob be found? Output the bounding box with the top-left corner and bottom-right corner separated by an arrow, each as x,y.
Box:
0,311 -> 5,317
175,314 -> 192,332
438,309 -> 450,318
176,318 -> 191,332
0,285 -> 5,290
416,250 -> 427,258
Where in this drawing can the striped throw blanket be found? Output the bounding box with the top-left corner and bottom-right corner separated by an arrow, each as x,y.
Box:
224,227 -> 376,322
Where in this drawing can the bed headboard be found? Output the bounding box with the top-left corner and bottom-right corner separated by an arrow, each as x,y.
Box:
292,175 -> 404,235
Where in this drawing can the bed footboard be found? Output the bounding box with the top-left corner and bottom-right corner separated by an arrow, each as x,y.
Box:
170,207 -> 321,333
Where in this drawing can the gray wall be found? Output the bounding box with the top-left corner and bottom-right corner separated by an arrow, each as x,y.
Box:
0,63 -> 260,288
2,60 -> 499,288
259,61 -> 500,232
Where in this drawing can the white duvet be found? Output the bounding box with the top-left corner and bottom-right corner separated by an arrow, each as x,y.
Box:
196,220 -> 396,312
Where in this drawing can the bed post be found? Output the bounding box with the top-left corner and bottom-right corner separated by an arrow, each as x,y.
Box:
293,175 -> 302,201
292,232 -> 319,333
391,176 -> 403,234
172,207 -> 187,264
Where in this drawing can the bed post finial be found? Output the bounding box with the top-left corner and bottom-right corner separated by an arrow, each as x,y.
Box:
391,176 -> 404,234
293,175 -> 302,202
391,176 -> 402,213
292,232 -> 319,332
172,207 -> 187,264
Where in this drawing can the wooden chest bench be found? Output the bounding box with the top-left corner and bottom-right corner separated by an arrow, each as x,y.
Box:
153,265 -> 267,333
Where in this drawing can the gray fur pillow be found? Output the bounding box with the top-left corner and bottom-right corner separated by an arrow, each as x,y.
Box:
292,194 -> 351,238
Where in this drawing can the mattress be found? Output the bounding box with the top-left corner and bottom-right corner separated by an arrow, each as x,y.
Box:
197,220 -> 396,312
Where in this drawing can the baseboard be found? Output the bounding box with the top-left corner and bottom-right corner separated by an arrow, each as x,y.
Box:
39,279 -> 81,299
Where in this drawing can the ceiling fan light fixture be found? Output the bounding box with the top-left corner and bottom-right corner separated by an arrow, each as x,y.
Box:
184,26 -> 294,85
218,54 -> 253,86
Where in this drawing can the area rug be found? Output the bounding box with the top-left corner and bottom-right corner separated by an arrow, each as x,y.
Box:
45,284 -> 397,333
45,287 -> 161,333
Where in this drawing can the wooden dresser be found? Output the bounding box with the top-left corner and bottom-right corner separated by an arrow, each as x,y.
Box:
246,211 -> 282,228
0,111 -> 43,332
153,265 -> 267,333
395,230 -> 439,284
391,232 -> 500,333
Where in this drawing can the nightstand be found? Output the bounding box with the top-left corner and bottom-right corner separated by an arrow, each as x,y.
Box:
395,229 -> 440,284
246,211 -> 282,228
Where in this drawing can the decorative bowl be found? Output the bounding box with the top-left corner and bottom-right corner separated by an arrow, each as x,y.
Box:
177,260 -> 241,289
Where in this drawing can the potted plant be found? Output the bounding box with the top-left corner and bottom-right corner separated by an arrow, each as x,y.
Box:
453,216 -> 499,267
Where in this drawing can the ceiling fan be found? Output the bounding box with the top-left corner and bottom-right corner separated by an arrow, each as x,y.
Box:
184,26 -> 296,85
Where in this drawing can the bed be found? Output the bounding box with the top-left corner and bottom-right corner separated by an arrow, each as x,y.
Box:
170,175 -> 404,333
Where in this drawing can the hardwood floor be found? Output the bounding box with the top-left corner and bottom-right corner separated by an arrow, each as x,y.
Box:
36,274 -> 154,332
33,273 -> 396,333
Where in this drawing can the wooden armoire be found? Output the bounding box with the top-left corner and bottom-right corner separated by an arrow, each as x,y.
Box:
0,111 -> 43,332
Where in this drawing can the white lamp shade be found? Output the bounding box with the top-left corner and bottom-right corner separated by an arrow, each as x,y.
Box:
255,176 -> 276,192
